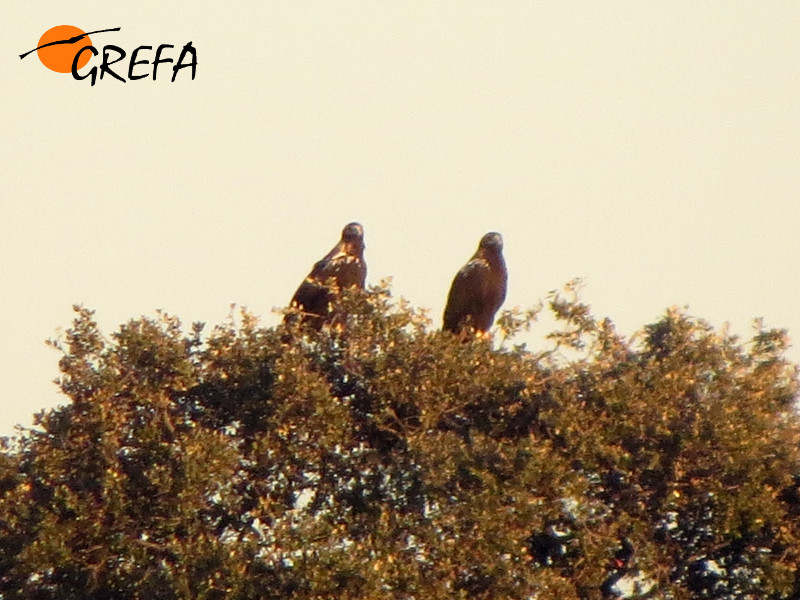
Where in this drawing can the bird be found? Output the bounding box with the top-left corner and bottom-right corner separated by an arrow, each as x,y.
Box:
443,232 -> 507,335
285,222 -> 367,329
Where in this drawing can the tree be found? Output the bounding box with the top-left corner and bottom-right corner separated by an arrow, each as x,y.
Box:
1,281 -> 799,599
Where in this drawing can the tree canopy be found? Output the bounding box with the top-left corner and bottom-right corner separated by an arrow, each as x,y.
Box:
1,281 -> 799,599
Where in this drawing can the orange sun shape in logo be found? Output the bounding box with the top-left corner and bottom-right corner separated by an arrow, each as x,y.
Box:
36,25 -> 93,73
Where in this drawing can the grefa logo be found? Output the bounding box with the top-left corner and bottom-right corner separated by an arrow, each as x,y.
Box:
19,25 -> 197,85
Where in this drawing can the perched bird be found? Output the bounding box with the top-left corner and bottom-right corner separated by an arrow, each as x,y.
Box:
443,232 -> 507,335
286,222 -> 367,329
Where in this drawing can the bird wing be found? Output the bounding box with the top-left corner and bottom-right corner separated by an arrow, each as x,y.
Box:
443,259 -> 491,333
308,242 -> 345,281
288,242 -> 342,315
309,240 -> 366,289
289,277 -> 330,316
289,241 -> 366,317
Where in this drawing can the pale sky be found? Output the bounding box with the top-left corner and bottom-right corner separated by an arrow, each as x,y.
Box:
3,2 -> 800,437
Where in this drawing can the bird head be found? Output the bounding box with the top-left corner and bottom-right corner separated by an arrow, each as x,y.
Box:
478,232 -> 503,255
341,222 -> 365,253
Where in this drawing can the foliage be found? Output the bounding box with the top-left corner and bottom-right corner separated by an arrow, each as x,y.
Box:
1,281 -> 799,599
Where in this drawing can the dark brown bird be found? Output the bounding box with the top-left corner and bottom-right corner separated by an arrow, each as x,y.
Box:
286,222 -> 366,328
443,232 -> 507,335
